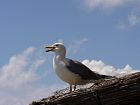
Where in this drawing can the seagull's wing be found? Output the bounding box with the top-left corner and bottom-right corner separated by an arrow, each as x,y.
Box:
65,59 -> 102,80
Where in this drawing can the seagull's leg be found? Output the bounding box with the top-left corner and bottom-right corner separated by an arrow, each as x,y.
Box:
74,83 -> 76,91
70,84 -> 72,92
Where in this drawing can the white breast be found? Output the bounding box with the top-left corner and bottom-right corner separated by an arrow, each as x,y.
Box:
53,57 -> 82,85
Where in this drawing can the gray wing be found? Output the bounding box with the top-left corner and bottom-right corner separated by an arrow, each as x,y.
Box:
65,59 -> 102,80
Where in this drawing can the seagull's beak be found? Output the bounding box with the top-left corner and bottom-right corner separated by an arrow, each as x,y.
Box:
45,45 -> 56,52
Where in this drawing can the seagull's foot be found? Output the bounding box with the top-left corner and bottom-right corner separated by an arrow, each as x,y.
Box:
69,84 -> 77,93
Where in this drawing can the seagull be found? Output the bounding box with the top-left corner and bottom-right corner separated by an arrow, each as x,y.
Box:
45,43 -> 112,92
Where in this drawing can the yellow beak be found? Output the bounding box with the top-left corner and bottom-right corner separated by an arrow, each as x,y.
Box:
45,45 -> 56,52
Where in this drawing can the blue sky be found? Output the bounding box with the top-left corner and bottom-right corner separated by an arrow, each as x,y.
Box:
0,0 -> 140,105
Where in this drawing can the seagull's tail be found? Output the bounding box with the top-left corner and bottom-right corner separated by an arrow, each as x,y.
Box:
100,74 -> 113,79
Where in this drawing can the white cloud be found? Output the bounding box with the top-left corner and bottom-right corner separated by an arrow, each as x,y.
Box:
82,59 -> 139,77
117,11 -> 140,30
68,37 -> 88,55
128,13 -> 140,26
0,47 -> 46,89
82,0 -> 140,10
0,47 -> 58,105
79,0 -> 140,30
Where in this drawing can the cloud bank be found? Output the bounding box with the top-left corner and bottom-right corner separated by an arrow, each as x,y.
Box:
81,0 -> 140,29
82,59 -> 139,77
117,11 -> 140,30
0,47 -> 45,89
82,0 -> 140,10
0,47 -> 63,105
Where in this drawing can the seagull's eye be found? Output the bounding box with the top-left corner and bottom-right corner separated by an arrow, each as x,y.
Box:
55,44 -> 59,47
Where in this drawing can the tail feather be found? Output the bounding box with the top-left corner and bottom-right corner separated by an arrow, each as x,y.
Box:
91,71 -> 116,80
100,74 -> 113,79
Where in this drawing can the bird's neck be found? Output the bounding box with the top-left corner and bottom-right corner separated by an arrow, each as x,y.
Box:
54,53 -> 66,62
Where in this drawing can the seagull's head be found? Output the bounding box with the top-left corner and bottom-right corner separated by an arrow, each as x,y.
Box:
45,43 -> 66,56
